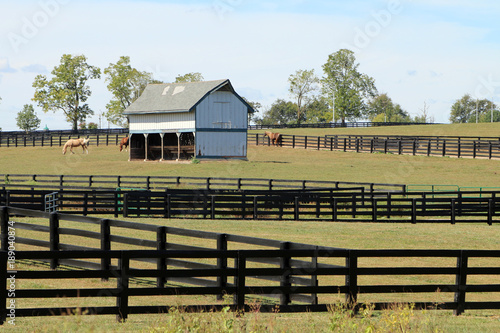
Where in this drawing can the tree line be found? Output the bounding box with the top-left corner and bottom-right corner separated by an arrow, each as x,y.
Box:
6,50 -> 499,132
255,49 -> 431,126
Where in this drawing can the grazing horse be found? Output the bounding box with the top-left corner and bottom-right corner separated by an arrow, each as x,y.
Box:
119,136 -> 129,152
62,138 -> 89,155
264,131 -> 282,146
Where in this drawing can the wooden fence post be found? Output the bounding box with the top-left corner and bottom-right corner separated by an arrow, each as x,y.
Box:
292,135 -> 295,148
83,193 -> 88,216
488,199 -> 494,226
256,133 -> 259,145
116,251 -> 130,322
0,207 -> 9,251
157,226 -> 167,288
489,142 -> 493,159
451,199 -> 456,225
305,136 -> 308,149
253,196 -> 258,220
442,140 -> 446,157
235,251 -> 246,310
317,137 -> 320,150
49,212 -> 60,270
332,198 -> 338,221
280,242 -> 292,306
0,250 -> 7,325
294,197 -> 299,221
412,199 -> 417,224
453,250 -> 468,316
211,195 -> 216,219
123,193 -> 129,218
217,233 -> 228,300
346,250 -> 358,306
100,219 -> 111,281
473,141 -> 477,159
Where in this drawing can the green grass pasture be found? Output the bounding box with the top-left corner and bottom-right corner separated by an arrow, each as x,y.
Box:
2,124 -> 500,331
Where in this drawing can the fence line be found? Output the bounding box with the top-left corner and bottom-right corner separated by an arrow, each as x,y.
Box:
0,207 -> 499,322
1,188 -> 499,223
0,173 -> 406,193
250,134 -> 500,159
0,132 -> 126,148
248,122 -> 432,130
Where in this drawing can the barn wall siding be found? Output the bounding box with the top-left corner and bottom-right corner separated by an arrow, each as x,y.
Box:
196,91 -> 248,129
129,113 -> 195,132
196,131 -> 247,158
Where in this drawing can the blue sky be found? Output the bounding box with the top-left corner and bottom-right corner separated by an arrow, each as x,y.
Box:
1,0 -> 500,130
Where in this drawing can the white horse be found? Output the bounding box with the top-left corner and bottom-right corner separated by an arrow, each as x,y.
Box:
62,138 -> 89,154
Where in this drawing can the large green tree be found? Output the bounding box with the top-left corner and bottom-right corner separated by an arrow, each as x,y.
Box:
449,94 -> 497,123
304,96 -> 332,123
104,56 -> 156,127
175,72 -> 204,83
32,54 -> 101,131
322,49 -> 377,125
367,93 -> 410,123
16,104 -> 41,133
258,99 -> 297,125
288,69 -> 319,124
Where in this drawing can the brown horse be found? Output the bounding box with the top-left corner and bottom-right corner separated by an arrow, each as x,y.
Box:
62,138 -> 89,155
119,136 -> 129,152
264,131 -> 282,146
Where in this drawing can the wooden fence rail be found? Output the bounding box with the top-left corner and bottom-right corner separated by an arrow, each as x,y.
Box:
1,188 -> 500,223
250,134 -> 500,159
0,173 -> 406,193
0,133 -> 125,148
1,207 -> 499,322
1,247 -> 499,323
248,122 -> 432,130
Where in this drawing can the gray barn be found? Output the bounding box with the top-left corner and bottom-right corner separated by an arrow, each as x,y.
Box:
124,79 -> 253,161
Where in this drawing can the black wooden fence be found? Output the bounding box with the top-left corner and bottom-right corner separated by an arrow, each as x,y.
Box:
0,174 -> 406,192
251,133 -> 500,159
1,187 -> 500,224
1,207 -> 499,323
0,132 -> 126,148
248,122 -> 432,130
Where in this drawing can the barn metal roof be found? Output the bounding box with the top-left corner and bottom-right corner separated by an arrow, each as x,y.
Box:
124,79 -> 253,115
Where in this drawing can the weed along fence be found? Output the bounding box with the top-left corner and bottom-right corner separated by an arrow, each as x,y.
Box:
1,207 -> 500,323
250,133 -> 500,159
2,187 -> 500,223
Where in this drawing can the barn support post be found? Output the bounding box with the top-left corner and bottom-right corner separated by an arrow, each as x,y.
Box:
143,134 -> 149,161
176,132 -> 181,161
160,133 -> 165,161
